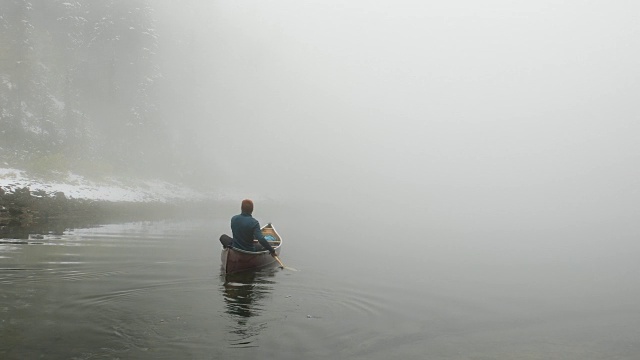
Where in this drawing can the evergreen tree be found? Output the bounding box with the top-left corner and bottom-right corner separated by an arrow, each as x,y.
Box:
0,0 -> 173,177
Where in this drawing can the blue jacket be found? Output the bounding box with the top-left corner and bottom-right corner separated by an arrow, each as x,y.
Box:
231,212 -> 275,253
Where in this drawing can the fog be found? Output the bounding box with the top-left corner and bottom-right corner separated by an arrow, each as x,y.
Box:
154,0 -> 639,222
148,2 -> 640,296
3,0 -> 638,238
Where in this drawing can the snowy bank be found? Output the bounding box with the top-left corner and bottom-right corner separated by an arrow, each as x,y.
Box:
0,168 -> 209,203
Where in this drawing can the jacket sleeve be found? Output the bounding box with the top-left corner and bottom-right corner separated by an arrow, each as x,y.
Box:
253,222 -> 275,253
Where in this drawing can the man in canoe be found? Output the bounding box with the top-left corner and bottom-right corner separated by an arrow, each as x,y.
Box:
220,199 -> 277,255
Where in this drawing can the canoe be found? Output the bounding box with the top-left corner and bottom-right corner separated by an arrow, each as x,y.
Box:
220,223 -> 282,274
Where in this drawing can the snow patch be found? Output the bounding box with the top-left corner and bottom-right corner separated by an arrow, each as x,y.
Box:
2,78 -> 12,90
49,95 -> 65,111
0,168 -> 210,203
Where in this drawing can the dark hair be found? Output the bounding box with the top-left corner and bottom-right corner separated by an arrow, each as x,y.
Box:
241,199 -> 254,214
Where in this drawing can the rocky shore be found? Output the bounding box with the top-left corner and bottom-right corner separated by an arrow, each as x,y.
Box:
0,186 -> 212,238
0,169 -> 219,238
0,186 -> 170,226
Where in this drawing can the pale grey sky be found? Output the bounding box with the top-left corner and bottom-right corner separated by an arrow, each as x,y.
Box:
156,0 -> 639,212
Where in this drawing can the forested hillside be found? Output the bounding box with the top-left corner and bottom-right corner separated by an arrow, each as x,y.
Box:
0,0 -> 179,179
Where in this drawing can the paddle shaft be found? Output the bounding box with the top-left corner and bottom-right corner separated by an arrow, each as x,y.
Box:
273,255 -> 285,268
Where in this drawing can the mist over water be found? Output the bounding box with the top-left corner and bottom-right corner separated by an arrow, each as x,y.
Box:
155,0 -> 639,209
162,2 -> 640,351
154,0 -> 640,269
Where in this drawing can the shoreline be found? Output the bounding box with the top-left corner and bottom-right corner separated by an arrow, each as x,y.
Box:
0,168 -> 220,238
0,168 -> 208,203
0,186 -> 220,239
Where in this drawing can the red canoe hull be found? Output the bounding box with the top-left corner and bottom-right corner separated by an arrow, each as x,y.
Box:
220,223 -> 283,274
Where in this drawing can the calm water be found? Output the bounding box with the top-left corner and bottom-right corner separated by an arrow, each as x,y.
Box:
1,202 -> 639,359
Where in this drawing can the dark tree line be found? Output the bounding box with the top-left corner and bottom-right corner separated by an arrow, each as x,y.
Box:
0,0 -> 175,178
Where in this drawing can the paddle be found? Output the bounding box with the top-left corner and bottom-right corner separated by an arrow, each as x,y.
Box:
273,254 -> 298,271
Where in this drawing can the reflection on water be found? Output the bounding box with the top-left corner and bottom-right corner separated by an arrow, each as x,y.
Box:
1,214 -> 639,360
222,267 -> 278,348
0,220 -> 228,360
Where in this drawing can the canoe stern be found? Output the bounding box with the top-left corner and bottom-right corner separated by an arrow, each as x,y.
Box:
220,223 -> 283,274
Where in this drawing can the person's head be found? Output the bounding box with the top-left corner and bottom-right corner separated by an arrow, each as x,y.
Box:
241,199 -> 254,214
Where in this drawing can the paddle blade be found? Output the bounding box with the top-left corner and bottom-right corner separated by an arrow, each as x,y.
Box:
273,255 -> 298,271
